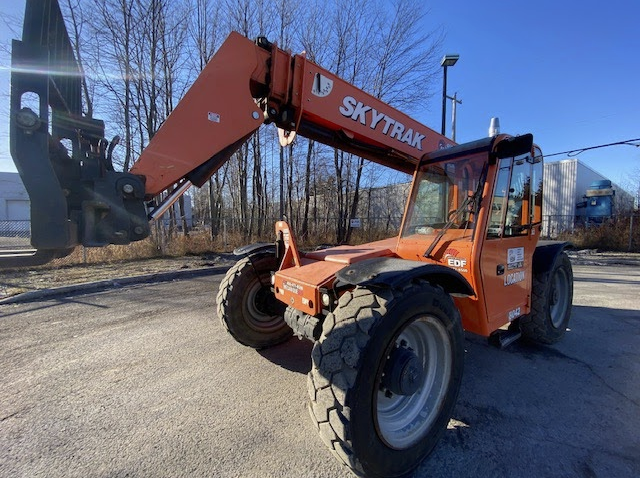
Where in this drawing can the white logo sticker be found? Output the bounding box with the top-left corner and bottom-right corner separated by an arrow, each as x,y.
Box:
311,74 -> 333,97
504,271 -> 525,286
508,307 -> 521,321
338,95 -> 426,151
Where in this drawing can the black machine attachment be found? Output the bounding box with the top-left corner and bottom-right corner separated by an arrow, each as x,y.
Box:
6,0 -> 149,266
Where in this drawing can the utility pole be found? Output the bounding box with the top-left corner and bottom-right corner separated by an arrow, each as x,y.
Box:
445,92 -> 462,142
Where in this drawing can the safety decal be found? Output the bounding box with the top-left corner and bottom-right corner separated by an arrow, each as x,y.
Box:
507,247 -> 524,270
283,281 -> 303,295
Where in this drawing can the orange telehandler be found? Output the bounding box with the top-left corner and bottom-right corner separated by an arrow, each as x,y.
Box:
7,1 -> 573,477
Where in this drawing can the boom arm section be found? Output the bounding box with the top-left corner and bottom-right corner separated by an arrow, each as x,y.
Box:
132,33 -> 455,196
8,0 -> 453,265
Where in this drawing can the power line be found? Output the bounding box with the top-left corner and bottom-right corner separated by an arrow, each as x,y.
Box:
540,138 -> 640,159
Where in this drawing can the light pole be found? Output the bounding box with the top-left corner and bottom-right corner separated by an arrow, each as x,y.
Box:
440,54 -> 459,137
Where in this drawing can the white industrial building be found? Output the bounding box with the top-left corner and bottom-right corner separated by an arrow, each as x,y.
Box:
542,158 -> 634,237
0,172 -> 30,222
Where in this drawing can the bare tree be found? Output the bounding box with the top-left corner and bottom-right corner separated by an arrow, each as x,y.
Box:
61,0 -> 94,118
188,0 -> 228,237
92,0 -> 137,171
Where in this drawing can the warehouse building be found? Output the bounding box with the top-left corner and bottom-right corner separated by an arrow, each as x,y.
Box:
542,158 -> 634,237
0,171 -> 30,224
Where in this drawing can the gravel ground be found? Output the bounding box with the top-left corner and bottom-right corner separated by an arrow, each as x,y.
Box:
566,249 -> 640,266
0,253 -> 237,300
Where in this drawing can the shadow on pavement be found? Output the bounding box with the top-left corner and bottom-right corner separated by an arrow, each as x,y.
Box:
417,304 -> 640,478
257,336 -> 313,374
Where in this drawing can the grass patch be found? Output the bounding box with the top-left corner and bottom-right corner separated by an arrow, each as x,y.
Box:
558,215 -> 640,252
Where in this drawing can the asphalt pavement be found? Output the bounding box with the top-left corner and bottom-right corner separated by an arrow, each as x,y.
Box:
0,264 -> 638,478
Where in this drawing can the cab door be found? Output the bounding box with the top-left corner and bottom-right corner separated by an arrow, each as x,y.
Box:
479,153 -> 543,332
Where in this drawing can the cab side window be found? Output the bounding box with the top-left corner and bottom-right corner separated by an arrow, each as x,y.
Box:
487,154 -> 533,238
487,158 -> 511,238
504,156 -> 531,236
531,149 -> 543,226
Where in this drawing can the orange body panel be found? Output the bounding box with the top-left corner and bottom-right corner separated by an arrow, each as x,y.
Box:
273,224 -> 398,316
293,60 -> 455,173
274,260 -> 343,316
130,32 -> 453,197
305,238 -> 397,264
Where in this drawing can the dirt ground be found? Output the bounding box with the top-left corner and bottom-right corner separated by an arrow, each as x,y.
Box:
1,249 -> 639,301
0,253 -> 236,300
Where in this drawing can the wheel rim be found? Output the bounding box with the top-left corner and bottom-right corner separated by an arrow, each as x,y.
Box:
375,316 -> 452,449
549,267 -> 570,328
244,275 -> 284,333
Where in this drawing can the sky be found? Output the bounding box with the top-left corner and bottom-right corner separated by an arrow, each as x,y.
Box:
0,0 -> 639,193
416,0 -> 640,192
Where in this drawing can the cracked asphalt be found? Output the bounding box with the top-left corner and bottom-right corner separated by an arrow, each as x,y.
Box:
0,263 -> 638,477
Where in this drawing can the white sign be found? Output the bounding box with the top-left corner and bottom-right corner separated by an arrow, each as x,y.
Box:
350,218 -> 361,228
507,247 -> 524,270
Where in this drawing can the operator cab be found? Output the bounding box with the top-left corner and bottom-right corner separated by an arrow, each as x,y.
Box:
396,134 -> 544,336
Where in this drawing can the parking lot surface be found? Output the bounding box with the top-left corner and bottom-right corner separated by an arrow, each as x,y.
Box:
1,263 -> 639,477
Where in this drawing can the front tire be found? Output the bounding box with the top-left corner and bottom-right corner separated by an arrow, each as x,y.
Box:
216,253 -> 291,349
520,251 -> 573,344
308,280 -> 464,478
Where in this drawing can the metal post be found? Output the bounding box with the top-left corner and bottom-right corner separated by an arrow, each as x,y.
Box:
223,215 -> 228,249
279,147 -> 285,219
446,92 -> 462,142
629,214 -> 634,252
441,65 -> 448,136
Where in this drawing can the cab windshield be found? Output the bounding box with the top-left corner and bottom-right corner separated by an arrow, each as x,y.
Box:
402,154 -> 486,237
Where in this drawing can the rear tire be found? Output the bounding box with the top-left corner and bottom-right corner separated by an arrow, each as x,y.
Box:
308,280 -> 464,478
216,253 -> 291,349
520,251 -> 573,344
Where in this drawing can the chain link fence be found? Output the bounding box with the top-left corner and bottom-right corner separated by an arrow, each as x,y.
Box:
0,220 -> 32,249
541,213 -> 640,252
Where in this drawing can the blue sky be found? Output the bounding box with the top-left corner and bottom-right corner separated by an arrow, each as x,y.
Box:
1,0 -> 639,193
417,0 -> 639,192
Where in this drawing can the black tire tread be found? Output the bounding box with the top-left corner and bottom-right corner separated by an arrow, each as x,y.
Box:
216,257 -> 249,339
308,280 -> 460,477
520,252 -> 573,344
216,254 -> 291,348
308,286 -> 386,476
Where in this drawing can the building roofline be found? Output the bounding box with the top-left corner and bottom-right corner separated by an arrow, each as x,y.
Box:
547,157 -> 633,196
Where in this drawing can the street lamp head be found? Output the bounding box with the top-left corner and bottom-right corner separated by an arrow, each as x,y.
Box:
441,54 -> 459,67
